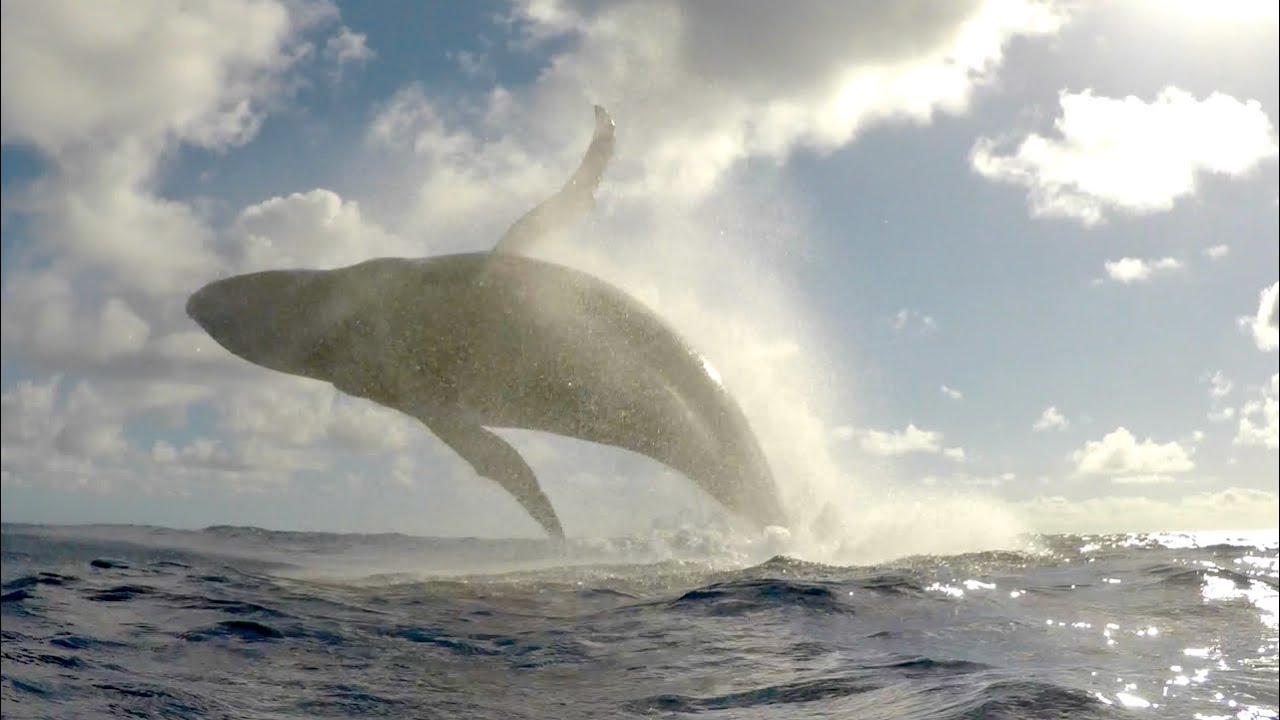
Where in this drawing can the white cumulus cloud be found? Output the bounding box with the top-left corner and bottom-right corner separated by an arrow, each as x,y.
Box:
0,0 -> 306,157
972,87 -> 1279,225
941,385 -> 964,400
1102,257 -> 1182,284
1033,405 -> 1069,431
231,189 -> 416,273
860,424 -> 943,456
1235,374 -> 1279,450
0,0 -> 374,494
370,0 -> 1068,224
851,423 -> 966,463
1239,282 -> 1279,351
1202,244 -> 1230,260
1072,427 -> 1195,480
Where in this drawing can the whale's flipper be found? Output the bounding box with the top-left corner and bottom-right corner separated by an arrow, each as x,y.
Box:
492,105 -> 615,257
412,408 -> 566,539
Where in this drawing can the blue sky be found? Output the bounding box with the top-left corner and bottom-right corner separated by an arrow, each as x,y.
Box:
1,1 -> 1277,555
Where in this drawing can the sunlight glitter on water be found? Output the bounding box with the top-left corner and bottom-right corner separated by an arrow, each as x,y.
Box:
1116,690 -> 1153,708
1201,574 -> 1279,631
923,578 -> 1002,598
1132,530 -> 1280,551
925,582 -> 964,598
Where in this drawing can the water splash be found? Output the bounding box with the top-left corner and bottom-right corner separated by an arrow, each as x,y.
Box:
536,167 -> 1027,566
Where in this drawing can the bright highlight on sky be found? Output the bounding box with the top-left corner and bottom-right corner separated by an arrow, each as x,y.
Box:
1,1 -> 1276,540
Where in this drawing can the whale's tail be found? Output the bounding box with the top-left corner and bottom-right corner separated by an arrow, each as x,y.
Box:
492,105 -> 615,257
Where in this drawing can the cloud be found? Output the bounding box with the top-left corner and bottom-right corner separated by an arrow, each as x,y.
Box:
1239,282 -> 1279,351
324,26 -> 374,67
1155,1 -> 1279,23
1202,244 -> 1230,260
1072,427 -> 1195,479
0,378 -> 129,464
0,1 -> 308,157
890,309 -> 938,336
0,1 -> 392,495
849,423 -> 965,462
230,189 -> 417,272
860,424 -> 942,456
972,87 -> 1279,225
450,50 -> 492,79
1102,257 -> 1182,284
829,426 -> 858,441
1208,407 -> 1237,423
150,436 -> 321,476
1235,374 -> 1279,450
1033,405 -> 1069,431
1109,474 -> 1176,485
1,377 -> 167,492
0,1 -> 1072,531
0,6 -> 382,497
215,379 -> 415,454
0,369 -> 426,498
1207,370 -> 1234,400
1205,370 -> 1237,423
423,0 -> 1069,203
1019,488 -> 1280,534
0,0 -> 330,307
0,375 -> 218,461
941,385 -> 964,400
920,471 -> 1013,488
0,277 -> 151,364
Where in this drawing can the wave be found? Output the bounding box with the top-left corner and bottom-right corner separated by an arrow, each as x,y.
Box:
667,578 -> 852,615
180,620 -> 286,642
2,522 -> 1272,720
624,670 -> 1123,719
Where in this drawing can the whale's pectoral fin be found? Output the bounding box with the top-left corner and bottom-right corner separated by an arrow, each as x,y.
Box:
414,411 -> 565,539
492,105 -> 615,257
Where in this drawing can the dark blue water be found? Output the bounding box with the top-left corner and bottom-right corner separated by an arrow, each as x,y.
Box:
2,524 -> 1276,719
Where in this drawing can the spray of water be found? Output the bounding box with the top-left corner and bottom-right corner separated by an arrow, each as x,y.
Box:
530,167 -> 1029,566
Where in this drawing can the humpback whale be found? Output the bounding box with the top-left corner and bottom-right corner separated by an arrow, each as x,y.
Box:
186,106 -> 784,538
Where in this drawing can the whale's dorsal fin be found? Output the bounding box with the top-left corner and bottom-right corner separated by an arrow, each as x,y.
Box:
492,105 -> 615,257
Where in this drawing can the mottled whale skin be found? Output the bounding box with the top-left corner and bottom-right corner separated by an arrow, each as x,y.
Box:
186,107 -> 784,538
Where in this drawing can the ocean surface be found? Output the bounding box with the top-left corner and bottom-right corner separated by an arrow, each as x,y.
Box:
1,523 -> 1276,719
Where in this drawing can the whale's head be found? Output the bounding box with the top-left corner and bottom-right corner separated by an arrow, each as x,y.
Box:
187,269 -> 337,379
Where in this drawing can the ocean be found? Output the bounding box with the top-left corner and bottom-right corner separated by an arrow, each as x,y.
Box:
1,523 -> 1276,719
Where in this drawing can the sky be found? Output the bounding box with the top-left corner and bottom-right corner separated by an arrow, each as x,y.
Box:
1,0 -> 1277,553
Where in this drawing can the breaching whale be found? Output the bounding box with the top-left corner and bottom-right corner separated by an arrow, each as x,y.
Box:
186,106 -> 785,538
